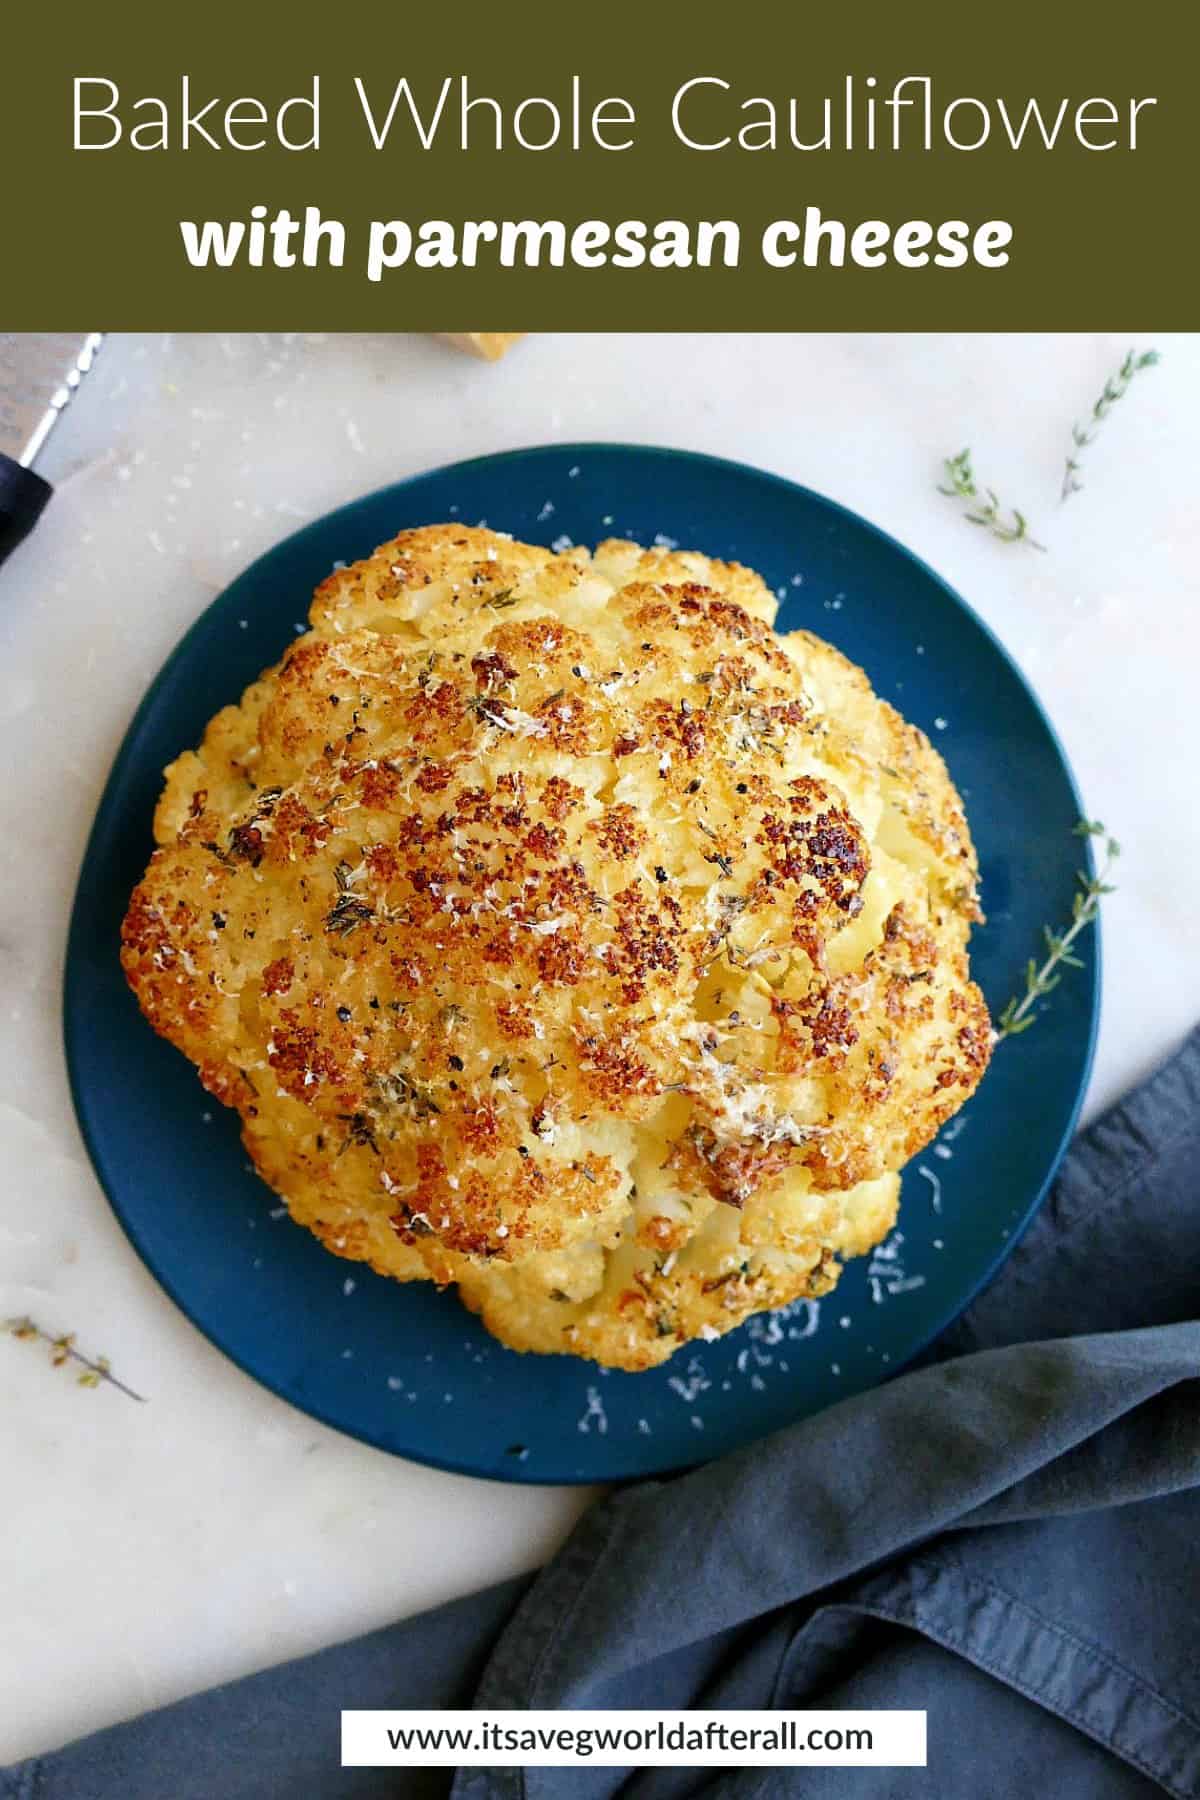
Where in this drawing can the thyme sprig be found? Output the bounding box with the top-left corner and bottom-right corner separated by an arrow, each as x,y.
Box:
995,821 -> 1119,1040
1062,349 -> 1161,502
4,1316 -> 146,1402
939,450 -> 1045,551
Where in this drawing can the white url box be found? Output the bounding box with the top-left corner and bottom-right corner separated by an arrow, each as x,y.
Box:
342,1708 -> 927,1767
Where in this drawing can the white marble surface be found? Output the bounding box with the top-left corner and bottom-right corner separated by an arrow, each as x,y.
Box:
1,331 -> 1197,1763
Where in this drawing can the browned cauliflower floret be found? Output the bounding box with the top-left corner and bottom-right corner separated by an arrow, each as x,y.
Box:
122,526 -> 990,1369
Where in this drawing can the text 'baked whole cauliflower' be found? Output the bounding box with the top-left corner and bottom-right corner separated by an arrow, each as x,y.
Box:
122,527 -> 991,1369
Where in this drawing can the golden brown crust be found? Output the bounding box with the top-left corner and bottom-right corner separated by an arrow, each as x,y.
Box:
122,525 -> 989,1369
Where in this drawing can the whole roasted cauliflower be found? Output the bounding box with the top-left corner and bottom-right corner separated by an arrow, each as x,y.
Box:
122,526 -> 990,1369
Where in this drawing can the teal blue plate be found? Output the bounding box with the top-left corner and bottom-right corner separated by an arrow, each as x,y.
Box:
64,444 -> 1098,1482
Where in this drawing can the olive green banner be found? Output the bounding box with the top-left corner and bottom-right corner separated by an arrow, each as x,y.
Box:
3,0 -> 1192,327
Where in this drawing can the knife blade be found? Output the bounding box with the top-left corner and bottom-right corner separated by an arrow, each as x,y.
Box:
0,332 -> 104,569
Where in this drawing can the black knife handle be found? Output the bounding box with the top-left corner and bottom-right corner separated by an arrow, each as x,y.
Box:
0,453 -> 53,568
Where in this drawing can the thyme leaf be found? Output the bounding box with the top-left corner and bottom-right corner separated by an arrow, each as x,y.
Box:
1062,348 -> 1161,502
370,1068 -> 441,1119
939,450 -> 1045,551
325,893 -> 375,936
325,861 -> 375,936
5,1316 -> 146,1402
995,820 -> 1119,1040
337,1111 -> 380,1155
